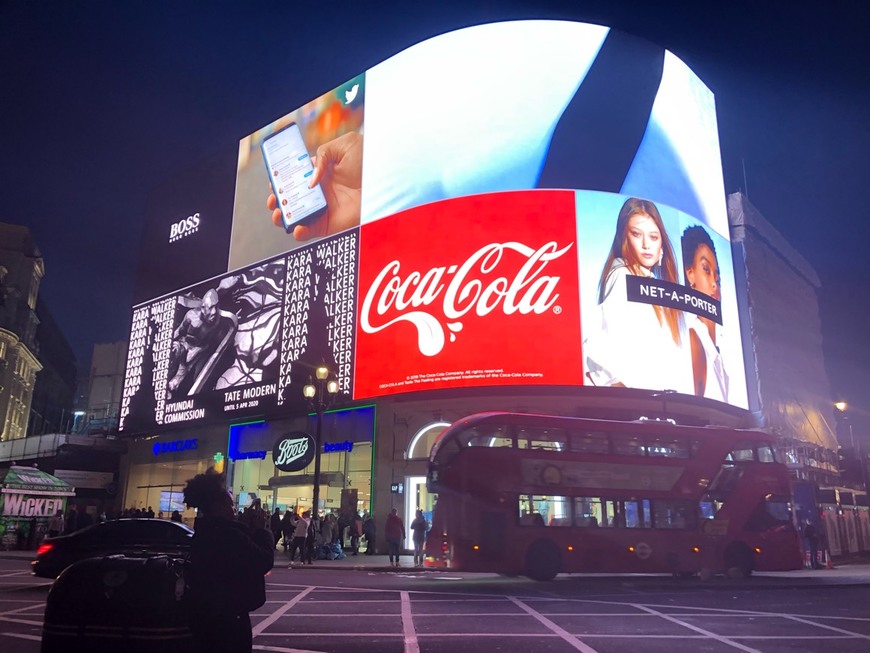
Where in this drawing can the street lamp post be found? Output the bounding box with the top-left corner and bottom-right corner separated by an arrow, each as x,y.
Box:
835,401 -> 867,493
303,365 -> 339,525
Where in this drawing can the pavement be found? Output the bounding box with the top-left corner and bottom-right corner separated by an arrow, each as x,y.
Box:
5,547 -> 870,586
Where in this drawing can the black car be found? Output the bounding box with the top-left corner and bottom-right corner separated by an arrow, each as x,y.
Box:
32,518 -> 194,579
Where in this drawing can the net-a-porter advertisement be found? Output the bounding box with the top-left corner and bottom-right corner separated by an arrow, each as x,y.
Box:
120,19 -> 747,434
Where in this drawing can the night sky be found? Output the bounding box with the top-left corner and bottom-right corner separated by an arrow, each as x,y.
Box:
2,2 -> 868,434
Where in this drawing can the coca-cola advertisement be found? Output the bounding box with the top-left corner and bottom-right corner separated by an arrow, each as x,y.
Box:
354,190 -> 583,397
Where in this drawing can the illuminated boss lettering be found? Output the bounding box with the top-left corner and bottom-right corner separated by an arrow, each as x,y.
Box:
361,241 -> 572,356
275,437 -> 309,466
169,212 -> 201,241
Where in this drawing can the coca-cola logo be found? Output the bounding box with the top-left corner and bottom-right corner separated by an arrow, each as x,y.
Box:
272,431 -> 316,472
360,241 -> 573,356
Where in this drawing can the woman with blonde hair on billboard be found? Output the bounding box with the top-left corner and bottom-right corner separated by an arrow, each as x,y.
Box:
681,225 -> 728,401
584,197 -> 692,393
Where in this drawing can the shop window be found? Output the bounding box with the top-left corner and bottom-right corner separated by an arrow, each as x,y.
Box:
407,422 -> 450,460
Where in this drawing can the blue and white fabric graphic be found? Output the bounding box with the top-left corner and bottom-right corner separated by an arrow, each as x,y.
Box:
361,20 -> 726,234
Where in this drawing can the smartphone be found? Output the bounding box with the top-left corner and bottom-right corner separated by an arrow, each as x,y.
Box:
261,122 -> 328,231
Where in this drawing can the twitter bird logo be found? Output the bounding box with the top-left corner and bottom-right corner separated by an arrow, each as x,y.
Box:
344,84 -> 359,105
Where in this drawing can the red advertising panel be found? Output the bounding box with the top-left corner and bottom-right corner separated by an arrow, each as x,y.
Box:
354,191 -> 581,397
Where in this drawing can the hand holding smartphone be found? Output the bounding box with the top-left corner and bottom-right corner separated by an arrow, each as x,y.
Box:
262,122 -> 328,232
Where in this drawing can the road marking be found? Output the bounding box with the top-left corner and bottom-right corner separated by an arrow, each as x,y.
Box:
400,591 -> 420,653
633,604 -> 762,653
253,586 -> 315,637
253,645 -> 325,652
783,614 -> 870,639
0,632 -> 41,641
509,597 -> 600,653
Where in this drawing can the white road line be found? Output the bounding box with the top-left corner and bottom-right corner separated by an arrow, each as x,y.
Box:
253,586 -> 316,637
253,645 -> 326,652
0,632 -> 41,641
508,597 -> 600,653
257,632 -> 402,638
253,644 -> 330,653
400,591 -> 420,653
634,604 -> 763,653
783,614 -> 870,639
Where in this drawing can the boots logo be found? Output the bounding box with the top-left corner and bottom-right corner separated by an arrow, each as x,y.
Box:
169,212 -> 201,243
361,241 -> 572,356
273,432 -> 315,472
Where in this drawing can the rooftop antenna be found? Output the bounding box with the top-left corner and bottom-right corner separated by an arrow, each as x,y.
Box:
741,157 -> 750,199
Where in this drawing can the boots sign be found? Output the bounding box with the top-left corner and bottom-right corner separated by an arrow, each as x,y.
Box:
273,432 -> 316,472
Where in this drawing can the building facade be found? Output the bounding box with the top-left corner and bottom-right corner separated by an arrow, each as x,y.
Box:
0,223 -> 44,441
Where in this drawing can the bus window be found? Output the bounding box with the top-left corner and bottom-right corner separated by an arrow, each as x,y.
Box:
517,427 -> 566,451
466,431 -> 513,448
612,434 -> 645,457
745,496 -> 794,532
699,500 -> 719,520
757,444 -> 775,463
604,499 -> 650,528
726,442 -> 756,461
645,437 -> 691,458
707,464 -> 745,499
462,424 -> 511,448
652,500 -> 698,529
519,495 -> 570,526
570,431 -> 610,454
432,437 -> 463,467
574,497 -> 603,527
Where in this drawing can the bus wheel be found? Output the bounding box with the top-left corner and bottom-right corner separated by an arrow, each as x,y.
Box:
525,540 -> 561,581
724,542 -> 754,578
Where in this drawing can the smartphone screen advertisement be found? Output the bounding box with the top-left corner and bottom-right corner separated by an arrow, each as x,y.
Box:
262,122 -> 328,231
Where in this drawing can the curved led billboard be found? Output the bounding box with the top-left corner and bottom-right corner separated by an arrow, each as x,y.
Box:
120,20 -> 747,433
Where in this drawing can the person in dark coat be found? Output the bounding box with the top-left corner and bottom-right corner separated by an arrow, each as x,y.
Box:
804,521 -> 821,569
183,469 -> 274,653
270,508 -> 283,548
384,508 -> 406,567
362,514 -> 376,555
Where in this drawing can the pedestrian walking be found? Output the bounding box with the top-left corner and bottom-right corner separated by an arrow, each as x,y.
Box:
270,508 -> 283,548
805,521 -> 820,569
281,509 -> 297,551
385,508 -> 406,567
363,513 -> 376,555
288,510 -> 310,564
410,509 -> 428,567
48,509 -> 64,538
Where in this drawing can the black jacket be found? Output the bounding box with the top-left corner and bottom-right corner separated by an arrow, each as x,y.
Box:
187,517 -> 274,616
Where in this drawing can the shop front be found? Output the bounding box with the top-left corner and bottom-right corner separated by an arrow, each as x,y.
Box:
0,465 -> 75,550
122,425 -> 230,525
228,406 -> 375,519
121,405 -> 375,526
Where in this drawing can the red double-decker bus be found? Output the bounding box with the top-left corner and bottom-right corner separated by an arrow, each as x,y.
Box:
424,412 -> 802,580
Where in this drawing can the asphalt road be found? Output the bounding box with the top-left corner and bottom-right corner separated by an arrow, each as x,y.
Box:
3,557 -> 870,652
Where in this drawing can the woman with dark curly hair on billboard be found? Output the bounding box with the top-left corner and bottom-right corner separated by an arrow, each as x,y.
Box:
584,197 -> 691,393
183,469 -> 274,653
681,225 -> 728,401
